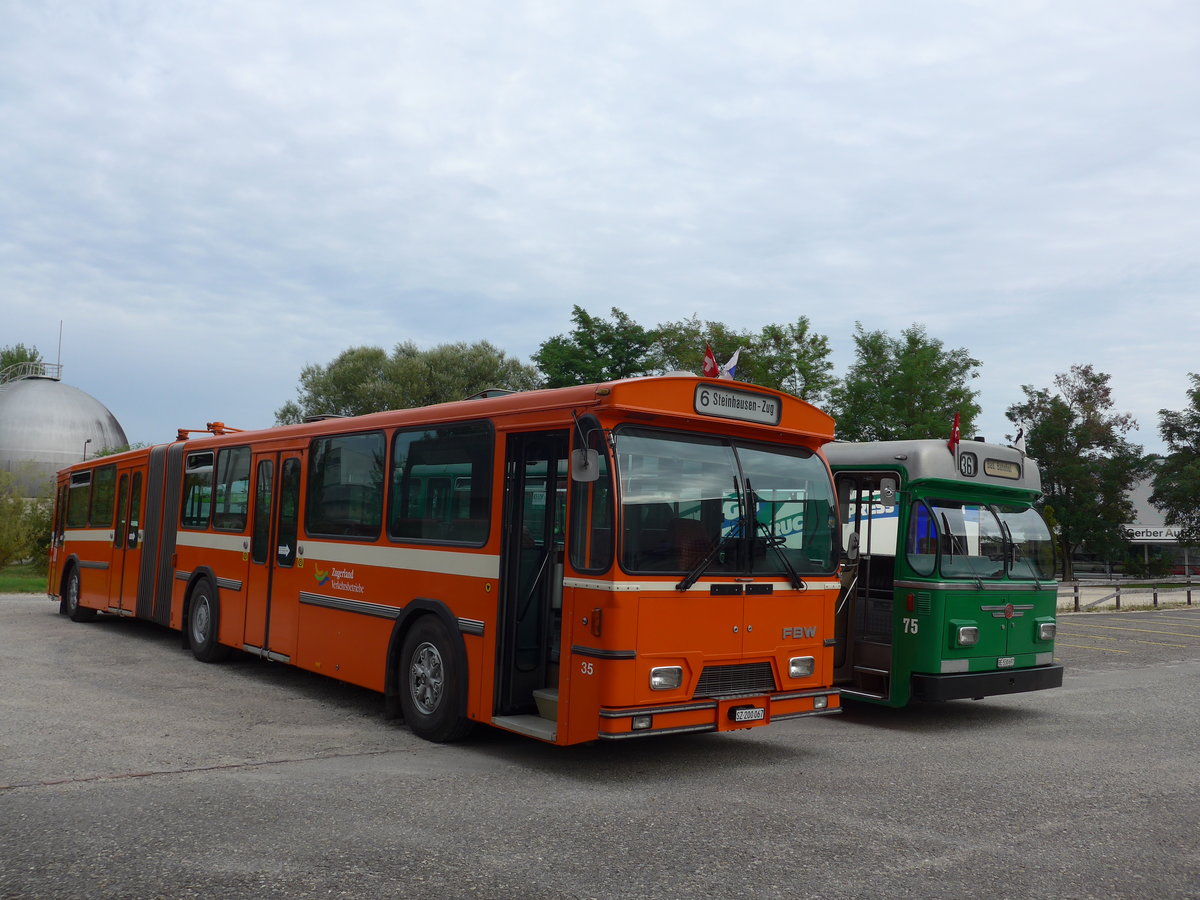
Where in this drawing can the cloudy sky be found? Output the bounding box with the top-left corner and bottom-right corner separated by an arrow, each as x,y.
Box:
4,1 -> 1198,453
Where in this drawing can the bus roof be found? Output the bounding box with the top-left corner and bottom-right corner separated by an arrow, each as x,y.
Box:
824,439 -> 1042,495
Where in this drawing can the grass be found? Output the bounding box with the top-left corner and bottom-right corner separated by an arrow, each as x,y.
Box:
0,563 -> 47,594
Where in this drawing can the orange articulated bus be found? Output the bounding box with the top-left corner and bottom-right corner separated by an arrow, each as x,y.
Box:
48,375 -> 842,745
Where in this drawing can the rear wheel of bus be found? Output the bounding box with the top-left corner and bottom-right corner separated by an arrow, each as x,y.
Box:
399,615 -> 472,743
188,576 -> 232,663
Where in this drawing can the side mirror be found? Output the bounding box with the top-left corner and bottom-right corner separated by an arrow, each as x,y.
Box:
879,477 -> 898,509
570,448 -> 600,483
845,531 -> 860,562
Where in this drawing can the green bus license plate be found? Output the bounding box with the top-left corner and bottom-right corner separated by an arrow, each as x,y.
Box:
731,706 -> 765,722
998,656 -> 1015,668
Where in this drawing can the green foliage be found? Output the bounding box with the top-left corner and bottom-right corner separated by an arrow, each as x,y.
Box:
534,306 -> 837,403
19,496 -> 53,576
828,323 -> 982,441
534,306 -> 658,387
1150,373 -> 1200,548
0,480 -> 28,569
92,442 -> 151,458
746,318 -> 836,404
649,313 -> 749,378
0,343 -> 42,371
1123,547 -> 1174,579
276,341 -> 541,424
1007,364 -> 1146,581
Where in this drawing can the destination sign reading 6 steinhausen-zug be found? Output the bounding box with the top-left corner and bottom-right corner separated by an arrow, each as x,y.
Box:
694,384 -> 782,426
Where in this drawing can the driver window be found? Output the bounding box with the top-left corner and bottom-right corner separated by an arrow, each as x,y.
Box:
905,502 -> 937,576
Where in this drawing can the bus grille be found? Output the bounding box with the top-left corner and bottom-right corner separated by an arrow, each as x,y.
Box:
694,662 -> 777,698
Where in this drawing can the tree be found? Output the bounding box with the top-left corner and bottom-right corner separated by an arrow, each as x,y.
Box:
744,318 -> 836,404
644,313 -> 837,403
1150,372 -> 1200,547
533,306 -> 658,387
829,323 -> 982,441
0,472 -> 34,570
276,341 -> 540,424
388,341 -> 542,409
1006,364 -> 1145,580
1,343 -> 42,375
650,314 -> 752,378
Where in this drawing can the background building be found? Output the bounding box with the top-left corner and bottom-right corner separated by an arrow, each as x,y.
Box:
0,362 -> 127,497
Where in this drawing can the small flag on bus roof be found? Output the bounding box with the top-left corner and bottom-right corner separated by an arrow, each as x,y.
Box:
702,344 -> 720,378
720,347 -> 742,380
948,412 -> 961,456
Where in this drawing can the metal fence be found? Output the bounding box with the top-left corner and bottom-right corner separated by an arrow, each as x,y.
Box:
1059,578 -> 1197,611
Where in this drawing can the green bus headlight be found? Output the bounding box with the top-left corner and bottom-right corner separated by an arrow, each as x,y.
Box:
1038,622 -> 1056,641
957,625 -> 979,647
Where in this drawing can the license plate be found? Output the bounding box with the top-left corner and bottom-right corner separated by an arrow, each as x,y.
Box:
997,656 -> 1015,668
731,706 -> 766,723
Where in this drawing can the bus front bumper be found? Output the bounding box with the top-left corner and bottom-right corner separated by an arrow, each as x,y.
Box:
595,689 -> 841,741
910,664 -> 1064,702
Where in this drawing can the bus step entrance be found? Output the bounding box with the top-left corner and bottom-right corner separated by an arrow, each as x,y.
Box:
846,665 -> 890,700
532,687 -> 558,720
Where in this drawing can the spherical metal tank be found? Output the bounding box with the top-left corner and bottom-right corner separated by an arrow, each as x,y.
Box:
0,376 -> 128,495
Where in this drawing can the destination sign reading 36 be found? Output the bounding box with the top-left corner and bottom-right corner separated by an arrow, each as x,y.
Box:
694,384 -> 782,426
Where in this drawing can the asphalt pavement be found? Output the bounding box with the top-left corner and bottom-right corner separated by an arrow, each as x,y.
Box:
2,593 -> 1198,900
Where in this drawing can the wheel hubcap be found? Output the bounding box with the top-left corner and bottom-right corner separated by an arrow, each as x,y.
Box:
191,596 -> 211,645
408,641 -> 444,715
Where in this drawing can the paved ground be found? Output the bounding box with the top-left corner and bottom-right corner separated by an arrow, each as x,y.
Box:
2,593 -> 1198,899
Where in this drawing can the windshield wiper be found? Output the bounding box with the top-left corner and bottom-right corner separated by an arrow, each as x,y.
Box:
676,477 -> 742,591
747,480 -> 804,589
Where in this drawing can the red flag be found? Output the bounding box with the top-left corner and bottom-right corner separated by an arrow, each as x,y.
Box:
948,412 -> 961,456
702,344 -> 720,378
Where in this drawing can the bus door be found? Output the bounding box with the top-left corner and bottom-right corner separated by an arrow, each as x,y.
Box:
496,430 -> 568,717
834,472 -> 900,699
243,453 -> 302,661
106,469 -> 144,614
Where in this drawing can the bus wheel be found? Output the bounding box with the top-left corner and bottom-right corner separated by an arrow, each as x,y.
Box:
65,567 -> 96,622
399,616 -> 473,743
188,577 -> 232,663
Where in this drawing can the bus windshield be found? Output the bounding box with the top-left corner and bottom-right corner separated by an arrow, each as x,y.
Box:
615,428 -> 836,577
997,504 -> 1056,580
907,499 -> 1054,581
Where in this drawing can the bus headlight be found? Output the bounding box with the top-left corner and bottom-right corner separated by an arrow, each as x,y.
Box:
957,625 -> 979,647
1038,621 -> 1056,641
789,656 -> 815,678
650,666 -> 683,691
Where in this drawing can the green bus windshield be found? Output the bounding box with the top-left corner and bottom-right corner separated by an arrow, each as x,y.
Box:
906,499 -> 1054,581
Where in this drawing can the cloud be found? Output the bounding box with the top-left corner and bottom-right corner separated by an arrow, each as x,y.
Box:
2,0 -> 1197,453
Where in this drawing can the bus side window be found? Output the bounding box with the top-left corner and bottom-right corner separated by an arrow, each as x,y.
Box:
278,458 -> 300,567
212,446 -> 251,532
89,464 -> 117,528
66,471 -> 92,529
905,502 -> 937,576
181,452 -> 215,529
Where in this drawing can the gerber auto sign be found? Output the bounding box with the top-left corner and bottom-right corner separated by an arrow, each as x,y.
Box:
1122,525 -> 1181,543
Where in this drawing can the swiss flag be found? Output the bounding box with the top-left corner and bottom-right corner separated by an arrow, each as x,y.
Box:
948,412 -> 961,456
702,344 -> 720,378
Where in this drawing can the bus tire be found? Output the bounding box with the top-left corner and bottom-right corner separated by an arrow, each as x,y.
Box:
398,615 -> 473,743
64,566 -> 96,622
188,577 -> 232,663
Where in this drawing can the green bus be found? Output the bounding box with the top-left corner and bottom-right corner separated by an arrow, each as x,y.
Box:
825,439 -> 1062,706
